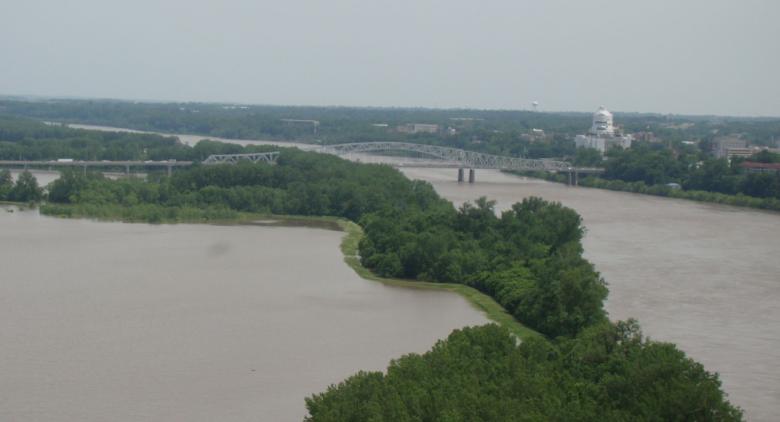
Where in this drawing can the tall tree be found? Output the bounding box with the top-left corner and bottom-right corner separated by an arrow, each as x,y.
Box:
9,171 -> 43,202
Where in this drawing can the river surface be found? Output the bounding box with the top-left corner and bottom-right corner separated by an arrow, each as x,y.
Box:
400,167 -> 780,421
67,124 -> 318,150
0,207 -> 488,421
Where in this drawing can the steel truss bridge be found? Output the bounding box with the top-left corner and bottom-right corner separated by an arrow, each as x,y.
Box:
202,152 -> 280,165
320,142 -> 601,184
321,142 -> 572,172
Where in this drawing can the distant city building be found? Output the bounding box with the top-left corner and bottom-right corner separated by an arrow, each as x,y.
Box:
281,119 -> 320,134
574,106 -> 633,154
712,135 -> 747,158
449,117 -> 484,122
740,161 -> 780,174
725,147 -> 757,160
521,128 -> 547,143
723,146 -> 780,161
634,131 -> 662,143
397,123 -> 439,134
590,106 -> 615,136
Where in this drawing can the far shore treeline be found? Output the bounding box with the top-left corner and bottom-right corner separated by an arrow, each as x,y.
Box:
3,99 -> 780,213
563,144 -> 780,211
0,114 -> 743,420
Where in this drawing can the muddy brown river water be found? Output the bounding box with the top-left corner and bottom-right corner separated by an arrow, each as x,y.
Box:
0,207 -> 488,421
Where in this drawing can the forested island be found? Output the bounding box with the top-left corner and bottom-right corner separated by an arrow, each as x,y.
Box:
0,113 -> 744,420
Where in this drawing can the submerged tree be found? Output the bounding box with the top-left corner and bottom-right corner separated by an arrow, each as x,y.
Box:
8,170 -> 42,202
0,169 -> 12,200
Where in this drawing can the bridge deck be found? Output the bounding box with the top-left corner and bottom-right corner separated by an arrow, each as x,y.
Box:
0,160 -> 193,167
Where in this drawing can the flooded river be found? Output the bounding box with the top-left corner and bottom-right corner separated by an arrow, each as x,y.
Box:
9,124 -> 779,419
0,207 -> 488,421
67,124 -> 318,150
401,167 -> 780,421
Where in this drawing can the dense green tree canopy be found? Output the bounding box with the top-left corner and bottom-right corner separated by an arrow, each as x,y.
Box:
305,323 -> 742,421
0,169 -> 12,199
595,141 -> 780,201
0,170 -> 42,202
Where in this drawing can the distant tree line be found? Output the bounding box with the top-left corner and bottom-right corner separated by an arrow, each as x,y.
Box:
5,98 -> 778,162
0,115 -> 266,162
599,143 -> 780,200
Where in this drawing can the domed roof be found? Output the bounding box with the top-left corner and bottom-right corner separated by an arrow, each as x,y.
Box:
594,106 -> 612,117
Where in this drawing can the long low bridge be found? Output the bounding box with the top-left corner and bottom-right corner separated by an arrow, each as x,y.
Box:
0,159 -> 193,176
320,142 -> 600,184
2,145 -> 598,185
0,152 -> 280,176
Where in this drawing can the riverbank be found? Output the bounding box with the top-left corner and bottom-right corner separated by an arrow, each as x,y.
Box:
511,171 -> 780,212
337,220 -> 539,340
0,200 -> 33,208
38,203 -> 537,340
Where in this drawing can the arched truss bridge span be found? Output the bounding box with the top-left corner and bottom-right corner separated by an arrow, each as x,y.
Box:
320,142 -> 573,173
202,152 -> 280,165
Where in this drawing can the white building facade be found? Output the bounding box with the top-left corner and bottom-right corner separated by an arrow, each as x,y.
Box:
575,106 -> 633,154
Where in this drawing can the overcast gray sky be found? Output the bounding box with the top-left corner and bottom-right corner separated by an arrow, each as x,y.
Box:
1,0 -> 778,116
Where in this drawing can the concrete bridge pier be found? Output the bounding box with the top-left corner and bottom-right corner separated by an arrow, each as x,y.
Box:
167,165 -> 173,177
125,164 -> 130,175
457,167 -> 464,182
468,168 -> 475,183
567,170 -> 579,186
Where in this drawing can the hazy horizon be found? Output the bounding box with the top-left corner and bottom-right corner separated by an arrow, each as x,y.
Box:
2,0 -> 778,117
6,93 -> 779,120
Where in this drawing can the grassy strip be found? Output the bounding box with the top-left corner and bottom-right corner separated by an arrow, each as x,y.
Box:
337,219 -> 541,340
39,203 -> 539,340
0,200 -> 35,209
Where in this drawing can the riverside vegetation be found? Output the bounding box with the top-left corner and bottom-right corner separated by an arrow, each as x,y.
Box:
523,144 -> 780,212
0,169 -> 43,203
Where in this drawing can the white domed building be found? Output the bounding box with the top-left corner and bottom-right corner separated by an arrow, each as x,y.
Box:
590,106 -> 615,136
575,106 -> 632,154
